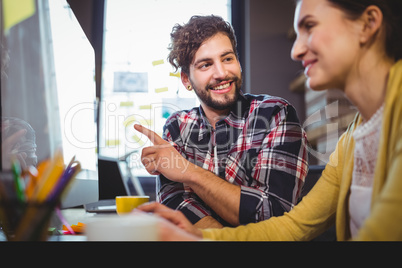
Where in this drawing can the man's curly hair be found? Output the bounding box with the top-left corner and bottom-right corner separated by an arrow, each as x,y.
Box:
167,15 -> 238,75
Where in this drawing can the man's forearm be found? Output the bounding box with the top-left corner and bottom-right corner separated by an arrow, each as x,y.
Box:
186,166 -> 241,226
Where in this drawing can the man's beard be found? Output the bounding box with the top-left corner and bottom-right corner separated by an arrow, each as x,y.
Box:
191,75 -> 242,111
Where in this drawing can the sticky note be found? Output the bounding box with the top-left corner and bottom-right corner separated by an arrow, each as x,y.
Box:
3,0 -> 36,33
106,139 -> 121,146
132,135 -> 145,146
169,72 -> 181,78
120,101 -> 134,107
155,87 -> 168,93
152,59 -> 164,66
123,115 -> 137,128
139,119 -> 152,126
139,105 -> 152,110
63,222 -> 86,234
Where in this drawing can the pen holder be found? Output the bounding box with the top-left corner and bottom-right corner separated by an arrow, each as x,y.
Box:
0,200 -> 58,241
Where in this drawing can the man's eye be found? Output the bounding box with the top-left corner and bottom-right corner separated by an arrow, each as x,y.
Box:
200,63 -> 211,69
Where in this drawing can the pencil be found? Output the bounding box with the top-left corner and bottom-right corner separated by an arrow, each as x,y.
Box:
32,149 -> 64,202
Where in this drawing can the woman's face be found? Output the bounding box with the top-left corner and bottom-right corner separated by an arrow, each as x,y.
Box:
291,0 -> 363,91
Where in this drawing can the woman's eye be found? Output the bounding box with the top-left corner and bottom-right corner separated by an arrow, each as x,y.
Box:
305,22 -> 316,31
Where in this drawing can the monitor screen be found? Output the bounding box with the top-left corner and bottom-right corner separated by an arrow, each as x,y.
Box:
0,0 -> 98,207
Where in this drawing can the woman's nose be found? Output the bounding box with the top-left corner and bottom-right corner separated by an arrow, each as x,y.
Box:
291,36 -> 307,62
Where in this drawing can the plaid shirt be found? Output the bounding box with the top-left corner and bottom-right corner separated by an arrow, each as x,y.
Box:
158,93 -> 309,226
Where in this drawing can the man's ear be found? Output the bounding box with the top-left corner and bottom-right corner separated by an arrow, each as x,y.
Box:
359,5 -> 383,45
181,72 -> 191,88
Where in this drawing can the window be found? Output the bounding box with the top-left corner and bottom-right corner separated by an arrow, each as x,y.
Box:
99,0 -> 231,175
49,0 -> 97,170
1,0 -> 97,172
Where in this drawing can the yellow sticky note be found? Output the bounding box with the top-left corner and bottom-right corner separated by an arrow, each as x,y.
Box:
106,139 -> 121,147
131,134 -> 145,146
3,0 -> 36,32
123,115 -> 137,128
169,72 -> 181,78
152,59 -> 164,66
139,119 -> 152,126
155,87 -> 168,93
120,101 -> 134,107
139,105 -> 152,110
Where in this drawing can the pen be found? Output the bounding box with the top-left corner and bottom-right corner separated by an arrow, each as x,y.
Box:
11,159 -> 25,202
47,160 -> 81,202
32,149 -> 65,202
24,165 -> 39,200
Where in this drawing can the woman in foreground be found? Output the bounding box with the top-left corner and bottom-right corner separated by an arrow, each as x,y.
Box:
138,0 -> 402,241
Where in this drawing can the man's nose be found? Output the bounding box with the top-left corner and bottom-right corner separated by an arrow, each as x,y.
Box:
213,62 -> 228,80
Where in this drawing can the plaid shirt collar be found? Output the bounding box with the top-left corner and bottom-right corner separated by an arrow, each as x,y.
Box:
197,92 -> 251,141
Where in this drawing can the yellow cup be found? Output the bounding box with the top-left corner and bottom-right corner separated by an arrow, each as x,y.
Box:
115,196 -> 149,215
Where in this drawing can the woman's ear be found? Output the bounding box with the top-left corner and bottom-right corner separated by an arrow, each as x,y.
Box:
359,5 -> 383,45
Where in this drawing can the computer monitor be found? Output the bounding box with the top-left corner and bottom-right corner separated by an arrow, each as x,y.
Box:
0,0 -> 102,207
98,156 -> 130,199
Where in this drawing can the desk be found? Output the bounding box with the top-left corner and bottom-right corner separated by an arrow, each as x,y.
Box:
48,207 -> 98,241
61,207 -> 98,225
0,207 -> 98,241
2,207 -> 158,241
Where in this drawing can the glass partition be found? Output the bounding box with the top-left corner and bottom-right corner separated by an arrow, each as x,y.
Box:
100,0 -> 231,177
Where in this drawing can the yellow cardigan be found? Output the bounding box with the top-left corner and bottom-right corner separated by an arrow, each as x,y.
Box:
202,60 -> 402,241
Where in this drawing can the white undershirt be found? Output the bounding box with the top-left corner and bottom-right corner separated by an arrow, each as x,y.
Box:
349,104 -> 384,237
